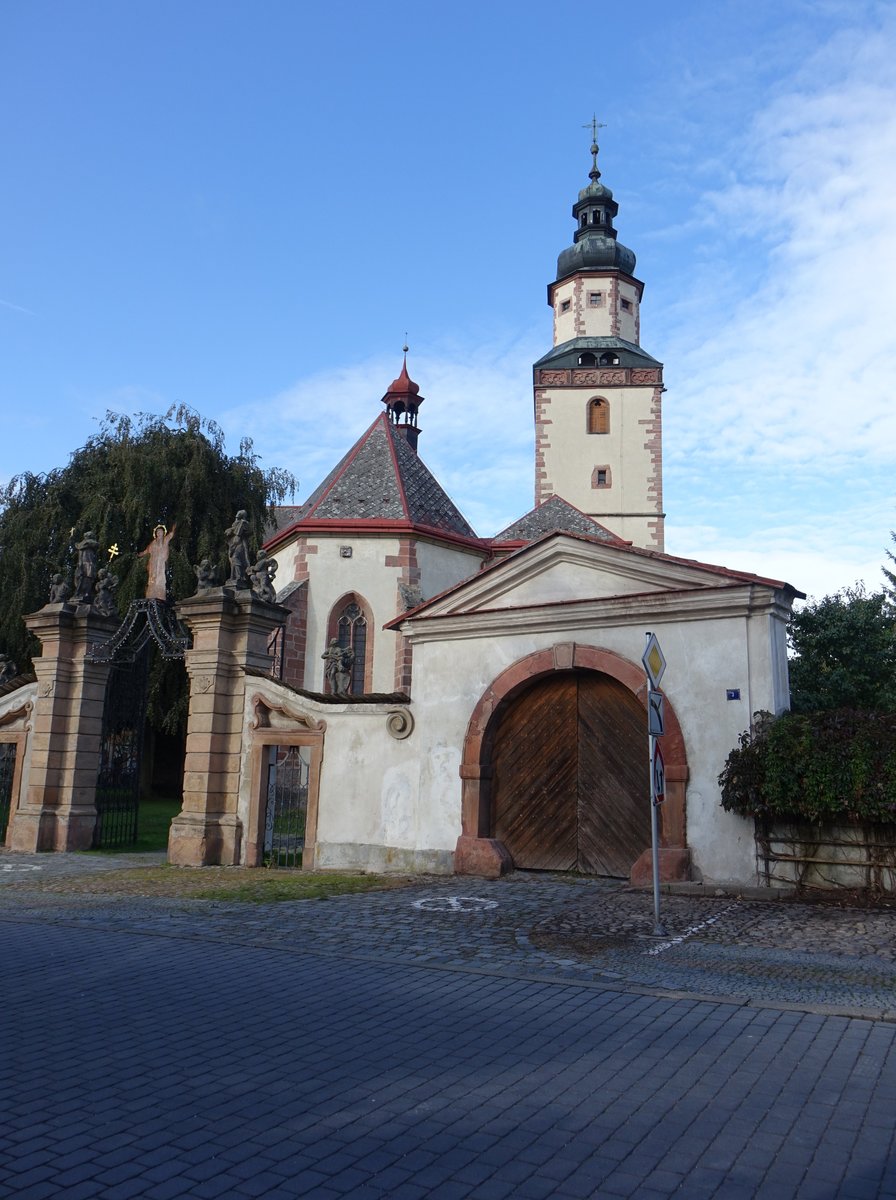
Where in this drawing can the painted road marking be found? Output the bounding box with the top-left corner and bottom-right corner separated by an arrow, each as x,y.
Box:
643,904 -> 740,955
0,864 -> 43,872
413,896 -> 498,912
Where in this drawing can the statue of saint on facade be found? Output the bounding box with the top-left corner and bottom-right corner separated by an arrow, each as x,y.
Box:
248,549 -> 278,603
139,523 -> 176,601
72,531 -> 100,603
322,638 -> 355,697
224,510 -> 251,590
93,567 -> 119,617
48,573 -> 72,604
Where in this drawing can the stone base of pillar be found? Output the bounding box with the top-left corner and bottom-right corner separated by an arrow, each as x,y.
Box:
168,811 -> 243,867
49,806 -> 98,851
454,835 -> 514,879
6,809 -> 55,853
630,847 -> 691,886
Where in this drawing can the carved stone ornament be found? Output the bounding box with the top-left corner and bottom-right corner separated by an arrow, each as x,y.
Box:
539,370 -> 571,386
572,370 -> 600,386
398,581 -> 424,612
250,693 -> 326,733
631,369 -> 660,385
598,370 -> 626,386
386,708 -> 414,740
0,699 -> 32,729
196,676 -> 215,694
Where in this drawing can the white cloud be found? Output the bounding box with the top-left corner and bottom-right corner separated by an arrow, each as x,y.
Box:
663,18 -> 896,474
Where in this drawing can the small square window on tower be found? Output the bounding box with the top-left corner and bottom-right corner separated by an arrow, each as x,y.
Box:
560,299 -> 571,313
591,466 -> 611,489
620,297 -> 632,312
589,292 -> 603,307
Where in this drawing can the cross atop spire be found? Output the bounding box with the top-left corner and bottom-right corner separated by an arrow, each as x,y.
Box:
582,114 -> 607,181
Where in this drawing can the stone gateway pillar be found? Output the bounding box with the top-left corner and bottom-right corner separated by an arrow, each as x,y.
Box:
168,590 -> 287,866
8,604 -> 117,852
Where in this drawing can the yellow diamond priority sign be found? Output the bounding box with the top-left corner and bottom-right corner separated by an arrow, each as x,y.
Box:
642,633 -> 666,690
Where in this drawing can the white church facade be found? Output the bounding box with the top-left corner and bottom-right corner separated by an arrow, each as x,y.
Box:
248,135 -> 800,886
0,135 -> 799,885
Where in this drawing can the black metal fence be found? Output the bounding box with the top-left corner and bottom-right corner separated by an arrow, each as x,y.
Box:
263,744 -> 310,868
93,651 -> 150,849
0,743 -> 15,842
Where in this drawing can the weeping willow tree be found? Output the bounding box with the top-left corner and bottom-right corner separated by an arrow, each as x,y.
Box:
0,405 -> 296,735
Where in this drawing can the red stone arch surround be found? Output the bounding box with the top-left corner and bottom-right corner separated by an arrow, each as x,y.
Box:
454,642 -> 690,881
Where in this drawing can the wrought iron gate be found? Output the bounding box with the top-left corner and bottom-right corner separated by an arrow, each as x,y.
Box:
88,598 -> 190,850
263,744 -> 310,868
0,742 -> 16,842
94,647 -> 151,848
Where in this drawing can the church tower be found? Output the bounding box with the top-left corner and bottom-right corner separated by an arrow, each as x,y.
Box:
533,127 -> 665,551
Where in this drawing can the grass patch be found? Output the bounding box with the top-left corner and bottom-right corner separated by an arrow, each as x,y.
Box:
84,795 -> 182,855
29,865 -> 416,903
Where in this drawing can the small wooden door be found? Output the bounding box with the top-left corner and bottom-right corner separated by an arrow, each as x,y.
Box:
491,671 -> 649,876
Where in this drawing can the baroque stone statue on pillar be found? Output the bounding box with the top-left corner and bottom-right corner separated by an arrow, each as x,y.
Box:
72,531 -> 99,604
48,573 -> 72,604
193,558 -> 218,594
247,549 -> 278,603
224,510 -> 251,590
93,567 -> 119,617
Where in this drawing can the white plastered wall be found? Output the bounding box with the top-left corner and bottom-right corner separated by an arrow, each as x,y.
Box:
302,535 -> 403,693
237,587 -> 792,884
415,540 -> 485,602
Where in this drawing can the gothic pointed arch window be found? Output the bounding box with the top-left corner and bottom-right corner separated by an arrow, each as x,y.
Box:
326,593 -> 372,696
587,397 -> 610,435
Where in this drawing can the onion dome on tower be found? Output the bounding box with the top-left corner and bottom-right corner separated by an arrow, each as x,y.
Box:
555,127 -> 637,282
381,348 -> 423,453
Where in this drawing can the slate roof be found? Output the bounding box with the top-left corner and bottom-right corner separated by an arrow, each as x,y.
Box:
267,413 -> 478,545
492,495 -> 626,545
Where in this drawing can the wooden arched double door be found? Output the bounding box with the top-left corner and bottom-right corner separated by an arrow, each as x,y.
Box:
491,670 -> 649,876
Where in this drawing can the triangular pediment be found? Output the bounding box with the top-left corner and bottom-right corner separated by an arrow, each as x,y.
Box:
405,533 -> 784,621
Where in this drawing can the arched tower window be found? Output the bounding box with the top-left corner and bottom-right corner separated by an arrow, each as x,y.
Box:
578,352 -> 597,367
587,398 -> 610,435
599,351 -> 620,367
326,593 -> 371,696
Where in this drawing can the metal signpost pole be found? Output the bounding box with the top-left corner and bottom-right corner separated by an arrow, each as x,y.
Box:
642,632 -> 667,938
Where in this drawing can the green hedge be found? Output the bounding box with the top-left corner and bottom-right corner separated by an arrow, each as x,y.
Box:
719,710 -> 896,824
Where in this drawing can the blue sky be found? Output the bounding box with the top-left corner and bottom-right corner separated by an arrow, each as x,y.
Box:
2,0 -> 894,601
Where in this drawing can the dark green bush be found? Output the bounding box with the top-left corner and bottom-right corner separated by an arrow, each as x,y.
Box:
719,710 -> 896,824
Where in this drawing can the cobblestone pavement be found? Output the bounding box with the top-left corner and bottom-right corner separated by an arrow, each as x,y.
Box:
1,855 -> 895,1198
0,856 -> 894,1019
